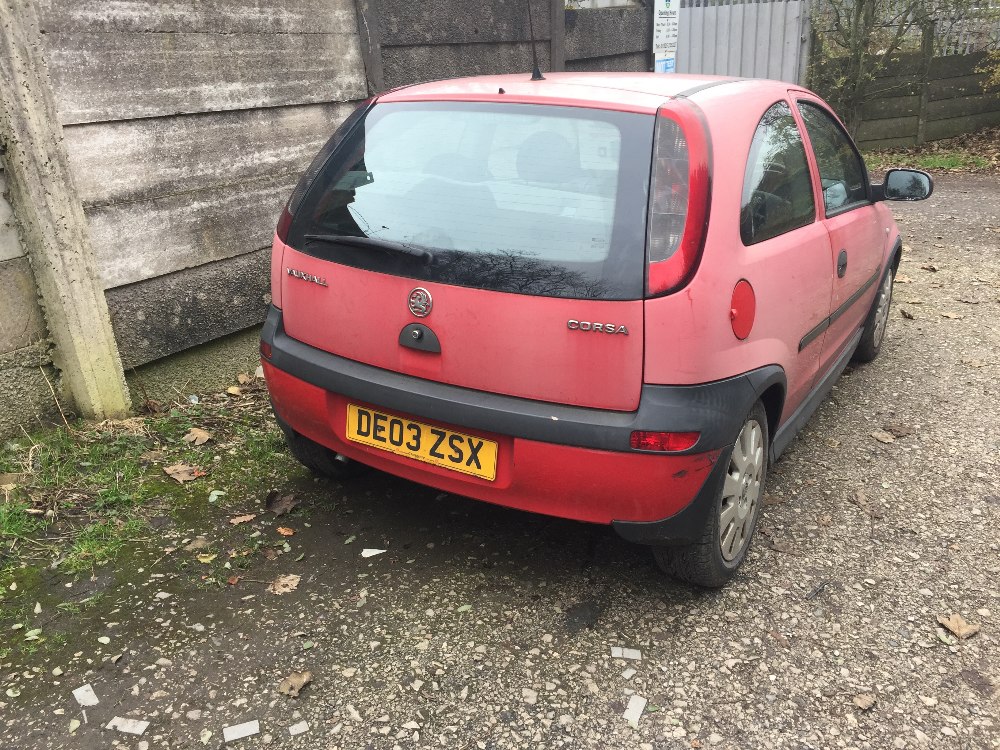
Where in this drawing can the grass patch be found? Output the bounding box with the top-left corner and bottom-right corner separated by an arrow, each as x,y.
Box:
863,125 -> 1000,176
61,517 -> 145,573
0,499 -> 44,541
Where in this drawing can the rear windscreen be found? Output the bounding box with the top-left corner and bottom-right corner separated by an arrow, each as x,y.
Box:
287,102 -> 655,300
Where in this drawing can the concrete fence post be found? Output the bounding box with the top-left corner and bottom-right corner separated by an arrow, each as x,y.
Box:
915,20 -> 936,146
0,0 -> 131,419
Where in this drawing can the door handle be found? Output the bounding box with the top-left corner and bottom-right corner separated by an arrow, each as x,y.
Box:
837,249 -> 848,278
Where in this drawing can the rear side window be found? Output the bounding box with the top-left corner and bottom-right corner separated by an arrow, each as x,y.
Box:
797,101 -> 868,215
286,102 -> 655,300
740,102 -> 815,246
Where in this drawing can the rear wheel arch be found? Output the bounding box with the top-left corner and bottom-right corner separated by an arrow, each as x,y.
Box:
743,365 -> 785,448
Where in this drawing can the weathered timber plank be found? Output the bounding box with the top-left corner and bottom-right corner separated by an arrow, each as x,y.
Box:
861,94 -> 921,120
45,31 -> 366,124
564,7 -> 650,61
925,93 -> 1000,121
0,162 -> 26,262
65,101 -> 356,207
566,51 -> 650,73
37,0 -> 357,34
923,110 -> 1000,141
382,42 -> 551,90
866,75 -> 923,98
856,116 -> 920,142
928,73 -> 990,101
378,0 -> 550,46
0,256 -> 47,353
106,248 -> 271,368
87,174 -> 292,288
857,135 -> 919,151
928,51 -> 987,79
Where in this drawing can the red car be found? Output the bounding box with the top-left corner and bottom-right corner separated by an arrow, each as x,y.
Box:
261,73 -> 931,586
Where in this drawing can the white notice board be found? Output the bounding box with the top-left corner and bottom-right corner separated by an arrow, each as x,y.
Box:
653,0 -> 681,73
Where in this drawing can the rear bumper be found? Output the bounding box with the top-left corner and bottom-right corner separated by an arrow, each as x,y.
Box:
262,306 -> 777,542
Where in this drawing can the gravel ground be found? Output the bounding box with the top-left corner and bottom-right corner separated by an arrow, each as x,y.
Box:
1,174 -> 998,749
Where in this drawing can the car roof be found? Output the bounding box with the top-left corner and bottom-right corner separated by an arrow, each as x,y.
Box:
377,72 -> 793,113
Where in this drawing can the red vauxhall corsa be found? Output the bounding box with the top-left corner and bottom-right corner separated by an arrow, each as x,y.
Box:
261,73 -> 932,586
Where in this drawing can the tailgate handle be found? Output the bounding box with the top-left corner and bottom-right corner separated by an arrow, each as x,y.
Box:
399,324 -> 441,354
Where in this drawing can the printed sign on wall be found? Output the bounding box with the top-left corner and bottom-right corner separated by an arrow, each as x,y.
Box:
653,0 -> 681,73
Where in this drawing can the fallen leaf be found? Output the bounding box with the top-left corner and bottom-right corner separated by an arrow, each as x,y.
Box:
267,574 -> 301,595
920,264 -> 940,272
229,514 -> 257,525
237,373 -> 252,385
139,450 -> 165,463
818,513 -> 833,527
853,693 -> 876,710
276,527 -> 295,537
850,489 -> 885,519
937,613 -> 980,640
763,493 -> 787,506
226,386 -> 243,396
884,423 -> 915,438
961,358 -> 986,368
277,670 -> 312,698
163,463 -> 206,483
262,547 -> 280,560
265,491 -> 300,516
895,273 -> 913,283
900,309 -> 916,320
456,604 -> 472,613
941,312 -> 964,319
196,553 -> 217,564
227,576 -> 241,586
183,536 -> 211,552
182,428 -> 213,446
871,430 -> 895,444
764,537 -> 796,554
959,668 -> 995,696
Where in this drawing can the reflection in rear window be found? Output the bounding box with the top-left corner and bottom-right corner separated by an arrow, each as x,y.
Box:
287,102 -> 654,300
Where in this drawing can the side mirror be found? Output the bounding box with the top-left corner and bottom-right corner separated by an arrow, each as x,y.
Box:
873,169 -> 934,202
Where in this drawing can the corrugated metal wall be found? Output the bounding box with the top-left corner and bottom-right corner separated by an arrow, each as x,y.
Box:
676,0 -> 811,83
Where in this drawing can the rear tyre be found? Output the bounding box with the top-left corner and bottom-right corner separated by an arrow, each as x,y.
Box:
283,428 -> 368,480
653,401 -> 769,588
853,267 -> 894,363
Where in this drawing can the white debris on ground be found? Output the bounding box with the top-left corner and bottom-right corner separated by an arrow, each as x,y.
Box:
610,646 -> 642,660
622,668 -> 637,679
361,548 -> 386,557
71,684 -> 99,707
222,720 -> 260,743
288,720 -> 309,736
622,695 -> 647,728
107,717 -> 150,735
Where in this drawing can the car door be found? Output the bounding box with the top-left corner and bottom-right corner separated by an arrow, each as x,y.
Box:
737,100 -> 831,418
794,97 -> 885,372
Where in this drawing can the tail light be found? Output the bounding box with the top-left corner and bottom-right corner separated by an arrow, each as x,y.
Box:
275,98 -> 373,243
645,100 -> 712,297
630,431 -> 700,452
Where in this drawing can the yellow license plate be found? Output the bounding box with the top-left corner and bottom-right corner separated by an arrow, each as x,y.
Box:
346,404 -> 498,481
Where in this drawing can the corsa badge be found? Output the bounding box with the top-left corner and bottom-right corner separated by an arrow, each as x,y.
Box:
408,287 -> 432,317
286,268 -> 328,287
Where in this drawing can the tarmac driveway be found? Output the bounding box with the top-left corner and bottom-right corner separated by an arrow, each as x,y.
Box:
1,173 -> 998,749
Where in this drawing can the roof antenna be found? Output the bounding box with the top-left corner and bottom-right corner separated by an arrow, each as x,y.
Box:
526,0 -> 545,81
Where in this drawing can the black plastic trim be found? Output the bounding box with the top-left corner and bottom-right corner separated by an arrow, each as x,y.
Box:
612,444 -> 732,546
262,306 -> 785,454
799,265 -> 880,352
773,326 -> 863,461
398,323 -> 441,353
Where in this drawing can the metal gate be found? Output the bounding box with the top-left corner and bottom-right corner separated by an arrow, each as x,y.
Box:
676,0 -> 812,84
